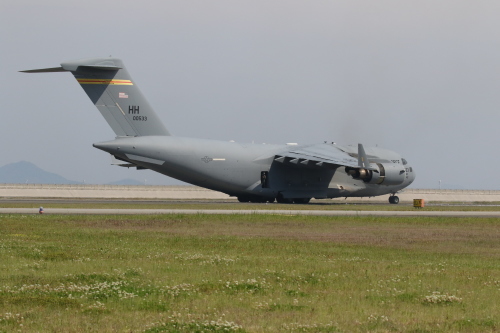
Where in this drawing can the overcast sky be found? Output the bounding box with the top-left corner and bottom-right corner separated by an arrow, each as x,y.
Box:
2,0 -> 500,189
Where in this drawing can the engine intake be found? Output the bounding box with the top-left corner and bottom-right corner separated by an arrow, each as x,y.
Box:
345,163 -> 405,186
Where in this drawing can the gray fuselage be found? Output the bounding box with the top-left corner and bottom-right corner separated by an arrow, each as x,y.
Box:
94,136 -> 416,200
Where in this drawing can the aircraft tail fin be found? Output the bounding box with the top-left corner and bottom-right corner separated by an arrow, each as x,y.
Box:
21,58 -> 170,137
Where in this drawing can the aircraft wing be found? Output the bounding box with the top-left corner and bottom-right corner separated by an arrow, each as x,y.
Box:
274,143 -> 360,168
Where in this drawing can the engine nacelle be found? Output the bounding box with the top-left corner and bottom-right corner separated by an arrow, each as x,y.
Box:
345,163 -> 405,186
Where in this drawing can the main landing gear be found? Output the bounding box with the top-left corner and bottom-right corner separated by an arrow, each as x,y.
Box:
237,196 -> 274,203
237,195 -> 311,204
276,193 -> 311,204
388,195 -> 400,204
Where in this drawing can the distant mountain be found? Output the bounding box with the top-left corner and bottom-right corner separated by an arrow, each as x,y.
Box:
0,161 -> 152,185
0,161 -> 81,184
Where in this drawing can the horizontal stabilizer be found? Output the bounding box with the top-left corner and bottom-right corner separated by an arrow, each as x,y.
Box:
60,58 -> 123,71
79,65 -> 122,70
21,63 -> 122,73
20,67 -> 68,73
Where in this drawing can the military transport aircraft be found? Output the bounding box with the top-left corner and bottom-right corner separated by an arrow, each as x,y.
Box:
21,57 -> 415,204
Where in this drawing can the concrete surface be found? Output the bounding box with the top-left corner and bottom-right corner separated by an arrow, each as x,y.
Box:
0,184 -> 230,199
0,184 -> 499,202
2,207 -> 500,217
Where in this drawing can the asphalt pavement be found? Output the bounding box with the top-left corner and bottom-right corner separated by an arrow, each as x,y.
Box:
1,207 -> 499,217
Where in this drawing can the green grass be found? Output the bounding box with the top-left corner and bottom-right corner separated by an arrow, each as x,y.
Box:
0,213 -> 499,332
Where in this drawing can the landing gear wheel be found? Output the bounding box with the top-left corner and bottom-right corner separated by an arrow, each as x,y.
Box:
389,196 -> 400,204
293,198 -> 311,204
248,196 -> 266,203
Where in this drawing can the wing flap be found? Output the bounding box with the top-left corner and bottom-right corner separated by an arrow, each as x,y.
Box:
275,143 -> 360,168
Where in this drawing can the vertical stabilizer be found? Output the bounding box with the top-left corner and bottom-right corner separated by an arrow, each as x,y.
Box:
21,57 -> 170,137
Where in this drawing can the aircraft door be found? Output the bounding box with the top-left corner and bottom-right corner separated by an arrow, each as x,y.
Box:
261,171 -> 269,188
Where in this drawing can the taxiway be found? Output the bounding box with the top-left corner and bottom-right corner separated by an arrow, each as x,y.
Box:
1,207 -> 499,217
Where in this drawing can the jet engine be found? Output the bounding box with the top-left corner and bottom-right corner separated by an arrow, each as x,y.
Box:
345,163 -> 405,186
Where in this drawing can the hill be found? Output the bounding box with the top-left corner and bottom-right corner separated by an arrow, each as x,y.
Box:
0,161 -> 152,185
0,161 -> 81,184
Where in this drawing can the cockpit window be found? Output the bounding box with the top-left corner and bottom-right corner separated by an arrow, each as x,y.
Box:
402,158 -> 408,165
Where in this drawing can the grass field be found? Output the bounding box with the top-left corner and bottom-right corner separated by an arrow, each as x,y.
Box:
0,213 -> 499,332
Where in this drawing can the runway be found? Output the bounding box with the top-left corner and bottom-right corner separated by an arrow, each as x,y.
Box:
1,207 -> 499,217
2,184 -> 500,203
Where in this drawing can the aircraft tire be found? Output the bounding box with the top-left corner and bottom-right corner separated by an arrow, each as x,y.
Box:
389,196 -> 400,204
238,196 -> 250,203
244,196 -> 268,203
293,198 -> 311,204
